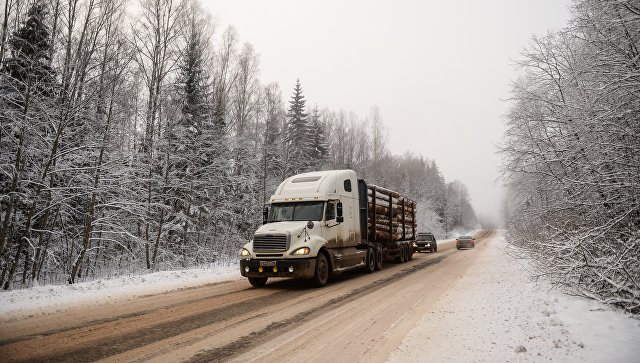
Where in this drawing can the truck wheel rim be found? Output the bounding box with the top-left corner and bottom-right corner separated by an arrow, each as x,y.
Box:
319,258 -> 328,282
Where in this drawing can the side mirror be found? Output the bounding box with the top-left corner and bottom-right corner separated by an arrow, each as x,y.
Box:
262,206 -> 269,225
336,202 -> 344,223
306,221 -> 314,229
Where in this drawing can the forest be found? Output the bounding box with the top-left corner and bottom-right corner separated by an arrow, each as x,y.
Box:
0,0 -> 477,289
501,0 -> 639,313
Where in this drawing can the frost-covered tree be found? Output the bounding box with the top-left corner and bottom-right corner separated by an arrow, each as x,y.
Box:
131,0 -> 184,269
260,83 -> 286,202
308,105 -> 329,169
443,180 -> 476,235
0,0 -> 57,289
501,0 -> 640,313
284,79 -> 311,174
161,1 -> 212,266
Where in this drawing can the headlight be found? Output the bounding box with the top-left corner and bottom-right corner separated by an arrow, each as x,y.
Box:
240,248 -> 250,257
291,247 -> 310,255
412,242 -> 417,247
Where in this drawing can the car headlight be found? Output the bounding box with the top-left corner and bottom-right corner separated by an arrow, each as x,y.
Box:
291,247 -> 310,255
240,248 -> 250,257
412,242 -> 417,247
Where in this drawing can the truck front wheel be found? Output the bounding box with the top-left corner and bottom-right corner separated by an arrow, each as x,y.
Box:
312,253 -> 329,287
248,277 -> 267,287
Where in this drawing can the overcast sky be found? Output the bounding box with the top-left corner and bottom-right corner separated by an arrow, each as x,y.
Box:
204,0 -> 573,223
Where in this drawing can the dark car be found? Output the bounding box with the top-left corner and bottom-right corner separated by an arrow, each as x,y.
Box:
413,232 -> 437,253
456,235 -> 475,250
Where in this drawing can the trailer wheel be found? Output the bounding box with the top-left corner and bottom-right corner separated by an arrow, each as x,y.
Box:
407,243 -> 413,261
399,245 -> 406,263
248,277 -> 267,287
375,248 -> 383,271
312,253 -> 329,287
363,247 -> 375,273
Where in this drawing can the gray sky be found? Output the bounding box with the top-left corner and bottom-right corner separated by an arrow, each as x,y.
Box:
204,0 -> 572,223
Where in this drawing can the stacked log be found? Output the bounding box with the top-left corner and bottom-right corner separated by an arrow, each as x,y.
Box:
367,184 -> 416,242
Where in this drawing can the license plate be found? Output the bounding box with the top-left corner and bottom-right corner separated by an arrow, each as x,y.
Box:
259,261 -> 276,267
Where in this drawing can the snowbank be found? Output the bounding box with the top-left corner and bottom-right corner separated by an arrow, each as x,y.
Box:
0,264 -> 242,322
388,231 -> 640,362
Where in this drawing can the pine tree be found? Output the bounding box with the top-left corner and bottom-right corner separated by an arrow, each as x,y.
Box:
284,79 -> 311,174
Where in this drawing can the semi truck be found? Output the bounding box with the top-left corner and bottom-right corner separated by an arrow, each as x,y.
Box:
239,169 -> 417,287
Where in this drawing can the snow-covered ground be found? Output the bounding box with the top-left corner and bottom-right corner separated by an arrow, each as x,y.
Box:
389,231 -> 640,362
0,263 -> 242,322
1,231 -> 638,362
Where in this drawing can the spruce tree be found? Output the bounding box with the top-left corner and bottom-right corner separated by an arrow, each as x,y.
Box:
0,0 -> 57,290
1,1 -> 56,103
163,9 -> 211,259
284,79 -> 311,174
309,105 -> 329,169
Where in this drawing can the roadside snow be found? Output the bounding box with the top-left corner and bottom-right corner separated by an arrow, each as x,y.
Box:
0,264 -> 242,322
388,231 -> 640,362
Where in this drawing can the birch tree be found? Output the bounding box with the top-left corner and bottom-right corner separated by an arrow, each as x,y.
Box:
501,0 -> 640,313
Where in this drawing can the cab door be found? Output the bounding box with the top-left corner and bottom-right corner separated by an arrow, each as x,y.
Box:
323,200 -> 341,248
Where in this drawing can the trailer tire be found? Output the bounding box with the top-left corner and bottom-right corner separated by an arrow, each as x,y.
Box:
248,277 -> 267,287
312,253 -> 329,287
400,245 -> 406,263
375,248 -> 383,271
407,243 -> 413,261
365,247 -> 375,273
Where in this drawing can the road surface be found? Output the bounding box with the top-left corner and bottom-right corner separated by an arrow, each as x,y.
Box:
0,230 -> 495,362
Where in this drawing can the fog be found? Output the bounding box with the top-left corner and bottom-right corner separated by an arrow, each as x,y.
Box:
204,0 -> 572,224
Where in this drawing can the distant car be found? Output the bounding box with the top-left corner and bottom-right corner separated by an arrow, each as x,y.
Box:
413,232 -> 437,253
456,235 -> 475,250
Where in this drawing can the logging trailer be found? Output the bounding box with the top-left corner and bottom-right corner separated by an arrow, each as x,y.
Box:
239,169 -> 417,287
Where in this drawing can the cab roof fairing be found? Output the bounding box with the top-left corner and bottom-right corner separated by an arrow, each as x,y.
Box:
272,169 -> 358,200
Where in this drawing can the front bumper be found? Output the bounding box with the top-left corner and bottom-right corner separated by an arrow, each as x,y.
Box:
414,243 -> 434,252
240,258 -> 316,279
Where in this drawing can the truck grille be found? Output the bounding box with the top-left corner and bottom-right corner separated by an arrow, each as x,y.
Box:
253,233 -> 289,252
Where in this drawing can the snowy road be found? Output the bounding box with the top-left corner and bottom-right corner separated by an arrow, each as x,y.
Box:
0,231 -> 494,362
2,230 -> 638,362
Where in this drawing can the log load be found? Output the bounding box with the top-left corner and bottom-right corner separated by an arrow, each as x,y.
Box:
367,184 -> 416,242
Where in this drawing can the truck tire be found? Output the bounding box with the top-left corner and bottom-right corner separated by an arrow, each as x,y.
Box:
434,245 -> 438,253
365,247 -> 375,273
399,245 -> 406,263
312,253 -> 329,287
375,248 -> 383,271
407,243 -> 413,261
248,277 -> 267,287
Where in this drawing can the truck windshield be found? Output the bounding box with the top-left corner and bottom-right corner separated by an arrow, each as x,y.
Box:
268,202 -> 324,222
